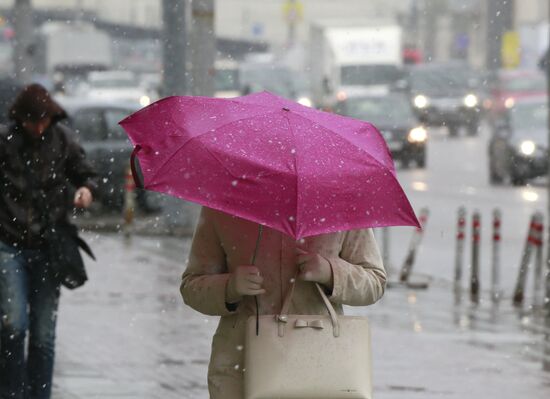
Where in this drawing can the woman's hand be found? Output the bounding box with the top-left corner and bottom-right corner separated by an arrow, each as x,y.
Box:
74,187 -> 93,208
226,265 -> 266,303
296,247 -> 333,289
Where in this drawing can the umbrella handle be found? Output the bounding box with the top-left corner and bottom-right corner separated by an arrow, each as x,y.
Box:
130,145 -> 144,189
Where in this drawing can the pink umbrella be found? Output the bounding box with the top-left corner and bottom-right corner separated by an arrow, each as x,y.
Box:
120,91 -> 419,239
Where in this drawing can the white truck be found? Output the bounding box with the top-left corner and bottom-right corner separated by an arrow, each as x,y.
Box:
33,21 -> 113,78
310,21 -> 403,108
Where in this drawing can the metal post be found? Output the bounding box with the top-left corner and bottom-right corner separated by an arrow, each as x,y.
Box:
13,0 -> 33,83
162,0 -> 188,96
544,1 -> 550,372
381,227 -> 390,274
399,208 -> 429,282
123,166 -> 136,238
513,213 -> 540,307
470,211 -> 481,304
454,207 -> 467,287
533,214 -> 544,309
190,0 -> 215,96
491,208 -> 502,302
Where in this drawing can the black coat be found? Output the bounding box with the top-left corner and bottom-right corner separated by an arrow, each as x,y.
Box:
0,122 -> 98,249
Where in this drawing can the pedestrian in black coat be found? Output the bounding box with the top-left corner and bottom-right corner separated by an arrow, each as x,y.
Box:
0,84 -> 98,399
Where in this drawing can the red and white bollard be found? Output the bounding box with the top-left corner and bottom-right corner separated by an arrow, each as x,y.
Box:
399,208 -> 429,283
491,209 -> 502,303
513,212 -> 543,307
470,211 -> 481,304
123,165 -> 136,238
454,207 -> 467,288
531,214 -> 544,309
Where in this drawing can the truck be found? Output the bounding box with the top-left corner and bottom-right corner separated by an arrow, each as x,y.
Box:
33,22 -> 113,80
310,20 -> 403,108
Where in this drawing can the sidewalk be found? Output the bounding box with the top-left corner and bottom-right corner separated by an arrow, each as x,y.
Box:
52,233 -> 550,399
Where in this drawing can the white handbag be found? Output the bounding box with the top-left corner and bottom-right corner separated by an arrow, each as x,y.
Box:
244,280 -> 373,399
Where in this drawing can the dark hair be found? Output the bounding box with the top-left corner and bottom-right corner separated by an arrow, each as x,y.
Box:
9,83 -> 67,123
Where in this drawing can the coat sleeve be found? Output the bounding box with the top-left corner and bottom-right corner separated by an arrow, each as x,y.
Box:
180,207 -> 237,316
63,126 -> 99,194
326,228 -> 386,306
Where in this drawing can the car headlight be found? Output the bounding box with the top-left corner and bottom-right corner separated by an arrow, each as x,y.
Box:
297,96 -> 313,107
414,95 -> 428,109
504,97 -> 515,109
336,90 -> 347,102
408,127 -> 428,143
519,140 -> 536,156
463,94 -> 478,108
139,95 -> 151,107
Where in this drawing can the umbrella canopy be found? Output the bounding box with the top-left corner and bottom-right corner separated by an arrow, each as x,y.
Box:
120,91 -> 419,239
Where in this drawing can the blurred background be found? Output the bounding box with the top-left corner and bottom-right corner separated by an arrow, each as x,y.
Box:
2,1 -> 550,398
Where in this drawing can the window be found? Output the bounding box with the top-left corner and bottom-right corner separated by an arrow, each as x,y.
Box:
104,108 -> 134,141
72,109 -> 104,141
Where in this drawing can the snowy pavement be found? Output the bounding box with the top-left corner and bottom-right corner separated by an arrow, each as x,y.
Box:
51,232 -> 550,399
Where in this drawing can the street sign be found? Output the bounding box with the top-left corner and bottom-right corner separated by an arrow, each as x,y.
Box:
282,0 -> 303,23
501,31 -> 521,69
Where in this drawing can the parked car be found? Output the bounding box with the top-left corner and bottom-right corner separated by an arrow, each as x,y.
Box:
487,69 -> 546,127
405,63 -> 484,137
488,96 -> 547,185
334,91 -> 427,168
0,77 -> 22,124
215,58 -> 240,98
56,97 -> 158,212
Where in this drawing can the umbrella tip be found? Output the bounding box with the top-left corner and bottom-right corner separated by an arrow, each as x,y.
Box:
282,107 -> 290,111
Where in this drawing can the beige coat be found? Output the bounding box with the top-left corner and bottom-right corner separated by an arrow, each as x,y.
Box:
181,207 -> 386,398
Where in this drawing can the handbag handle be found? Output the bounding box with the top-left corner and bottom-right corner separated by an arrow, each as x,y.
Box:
278,273 -> 340,338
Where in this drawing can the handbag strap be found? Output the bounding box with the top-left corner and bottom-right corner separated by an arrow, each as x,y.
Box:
278,273 -> 340,338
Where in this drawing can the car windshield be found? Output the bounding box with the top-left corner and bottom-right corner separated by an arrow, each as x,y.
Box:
239,65 -> 295,98
340,65 -> 403,86
509,101 -> 548,139
339,95 -> 416,126
503,75 -> 546,92
409,67 -> 477,94
89,77 -> 139,89
215,69 -> 239,92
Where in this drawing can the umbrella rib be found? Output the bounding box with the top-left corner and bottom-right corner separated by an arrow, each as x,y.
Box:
282,112 -> 300,237
147,110 -> 280,184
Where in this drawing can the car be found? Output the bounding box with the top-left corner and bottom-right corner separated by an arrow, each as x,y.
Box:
75,70 -> 157,108
405,63 -> 484,137
55,97 -> 158,212
215,58 -> 240,98
334,91 -> 427,168
487,69 -> 546,127
238,61 -> 312,106
0,77 -> 22,124
488,96 -> 547,185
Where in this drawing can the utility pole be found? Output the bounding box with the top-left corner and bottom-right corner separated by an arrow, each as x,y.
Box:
162,0 -> 187,96
190,0 -> 215,96
421,0 -> 439,62
544,0 -> 550,373
13,0 -> 33,83
486,0 -> 514,72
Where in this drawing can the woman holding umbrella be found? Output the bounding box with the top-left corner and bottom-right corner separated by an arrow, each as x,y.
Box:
120,91 -> 418,398
181,207 -> 386,398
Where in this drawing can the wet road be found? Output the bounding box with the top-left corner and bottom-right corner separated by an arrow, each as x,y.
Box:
388,122 -> 547,293
51,122 -> 550,398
